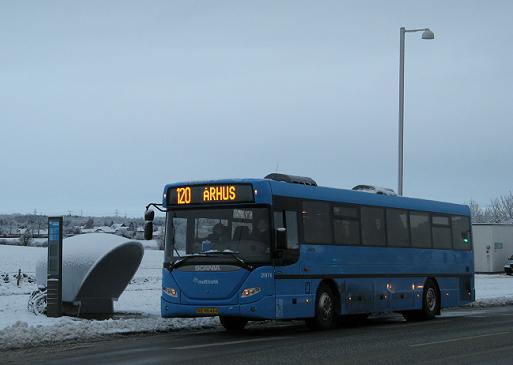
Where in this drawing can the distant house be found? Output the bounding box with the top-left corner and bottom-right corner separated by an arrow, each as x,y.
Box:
135,226 -> 145,240
473,224 -> 513,273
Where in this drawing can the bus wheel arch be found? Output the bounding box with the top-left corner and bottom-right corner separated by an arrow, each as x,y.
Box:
403,277 -> 440,321
306,280 -> 339,330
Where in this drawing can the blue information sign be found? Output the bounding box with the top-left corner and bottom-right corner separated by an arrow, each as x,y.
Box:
47,217 -> 63,317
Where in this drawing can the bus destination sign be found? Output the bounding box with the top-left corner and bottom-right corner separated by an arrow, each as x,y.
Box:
167,184 -> 254,206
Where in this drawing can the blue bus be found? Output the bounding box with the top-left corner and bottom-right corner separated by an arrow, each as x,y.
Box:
144,174 -> 474,330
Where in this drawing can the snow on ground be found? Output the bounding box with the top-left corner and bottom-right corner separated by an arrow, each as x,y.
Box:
0,245 -> 219,350
1,243 -> 513,350
472,274 -> 513,307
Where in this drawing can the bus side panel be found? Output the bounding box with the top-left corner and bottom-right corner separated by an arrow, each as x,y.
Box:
300,245 -> 474,315
275,263 -> 316,319
340,279 -> 375,314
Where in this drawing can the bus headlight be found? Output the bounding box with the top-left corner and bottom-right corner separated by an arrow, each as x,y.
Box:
164,287 -> 178,297
241,287 -> 261,298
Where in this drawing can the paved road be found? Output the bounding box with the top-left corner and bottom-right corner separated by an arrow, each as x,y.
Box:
4,306 -> 513,365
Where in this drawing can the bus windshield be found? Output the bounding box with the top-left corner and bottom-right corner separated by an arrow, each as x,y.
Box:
165,207 -> 271,264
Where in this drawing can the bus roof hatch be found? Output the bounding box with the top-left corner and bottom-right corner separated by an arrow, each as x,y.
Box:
265,173 -> 317,186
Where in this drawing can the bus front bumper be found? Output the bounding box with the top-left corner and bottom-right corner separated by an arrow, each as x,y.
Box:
161,296 -> 275,319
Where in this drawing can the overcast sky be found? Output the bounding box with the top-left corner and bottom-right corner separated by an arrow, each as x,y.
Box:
1,1 -> 512,217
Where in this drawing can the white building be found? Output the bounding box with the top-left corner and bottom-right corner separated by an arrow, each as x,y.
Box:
472,224 -> 513,273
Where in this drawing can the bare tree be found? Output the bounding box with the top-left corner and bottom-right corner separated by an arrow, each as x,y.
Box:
482,192 -> 513,223
498,191 -> 513,222
84,218 -> 95,229
469,200 -> 485,223
19,229 -> 33,246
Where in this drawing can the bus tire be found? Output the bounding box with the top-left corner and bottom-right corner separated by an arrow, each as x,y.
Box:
306,284 -> 336,330
220,316 -> 248,331
403,279 -> 439,321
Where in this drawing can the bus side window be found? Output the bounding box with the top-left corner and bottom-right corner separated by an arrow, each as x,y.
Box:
274,211 -> 284,229
285,211 -> 299,249
274,210 -> 299,249
361,206 -> 386,246
302,201 -> 333,243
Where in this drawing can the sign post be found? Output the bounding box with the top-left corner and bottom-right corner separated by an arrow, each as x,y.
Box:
47,216 -> 63,317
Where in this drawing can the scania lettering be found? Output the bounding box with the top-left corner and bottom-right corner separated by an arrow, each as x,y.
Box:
194,265 -> 222,272
145,174 -> 474,331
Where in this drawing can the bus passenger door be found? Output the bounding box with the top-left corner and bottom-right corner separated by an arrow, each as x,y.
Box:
273,209 -> 304,319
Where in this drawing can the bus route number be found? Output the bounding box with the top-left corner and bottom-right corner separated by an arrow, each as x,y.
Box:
177,187 -> 192,205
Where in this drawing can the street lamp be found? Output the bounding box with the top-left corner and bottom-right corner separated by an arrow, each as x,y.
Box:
397,27 -> 434,196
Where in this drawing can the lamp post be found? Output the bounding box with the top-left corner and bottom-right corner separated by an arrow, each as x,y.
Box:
397,27 -> 434,196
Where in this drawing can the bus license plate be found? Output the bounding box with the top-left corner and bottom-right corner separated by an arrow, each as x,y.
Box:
196,307 -> 219,315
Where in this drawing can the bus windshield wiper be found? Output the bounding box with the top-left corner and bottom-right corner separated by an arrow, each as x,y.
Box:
170,251 -> 253,270
199,250 -> 253,270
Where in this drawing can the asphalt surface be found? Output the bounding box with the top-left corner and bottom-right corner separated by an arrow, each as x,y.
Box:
4,306 -> 513,365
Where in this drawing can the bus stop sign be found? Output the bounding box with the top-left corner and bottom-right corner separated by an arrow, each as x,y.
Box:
47,216 -> 63,317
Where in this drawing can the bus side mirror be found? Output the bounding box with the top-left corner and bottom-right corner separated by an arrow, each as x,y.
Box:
144,222 -> 153,240
276,228 -> 287,250
144,208 -> 155,240
145,209 -> 155,222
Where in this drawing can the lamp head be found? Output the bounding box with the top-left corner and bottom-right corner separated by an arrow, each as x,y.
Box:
422,29 -> 435,40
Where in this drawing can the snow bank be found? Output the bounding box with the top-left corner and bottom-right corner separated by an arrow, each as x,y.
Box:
469,274 -> 513,307
0,316 -> 219,350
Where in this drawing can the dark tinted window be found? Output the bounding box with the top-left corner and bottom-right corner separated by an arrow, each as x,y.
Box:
285,211 -> 299,249
433,226 -> 452,249
386,209 -> 409,247
410,212 -> 431,248
432,216 -> 450,225
333,206 -> 359,218
334,219 -> 361,245
452,216 -> 472,250
333,205 -> 360,245
432,215 -> 452,249
274,211 -> 284,229
302,201 -> 332,243
361,207 -> 386,246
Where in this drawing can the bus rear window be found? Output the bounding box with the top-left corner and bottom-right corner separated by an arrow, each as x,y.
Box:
452,216 -> 472,250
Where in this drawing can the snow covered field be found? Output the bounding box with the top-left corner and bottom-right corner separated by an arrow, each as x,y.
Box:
1,244 -> 512,350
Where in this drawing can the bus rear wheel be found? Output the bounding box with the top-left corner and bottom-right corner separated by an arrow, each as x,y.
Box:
403,279 -> 439,321
219,316 -> 248,331
306,284 -> 336,330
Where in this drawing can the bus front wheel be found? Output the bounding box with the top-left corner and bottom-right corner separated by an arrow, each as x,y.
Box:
219,316 -> 248,331
306,284 -> 336,330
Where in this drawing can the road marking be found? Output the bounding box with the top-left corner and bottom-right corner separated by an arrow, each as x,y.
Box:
409,331 -> 511,347
376,319 -> 451,329
169,336 -> 292,350
63,344 -> 94,351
